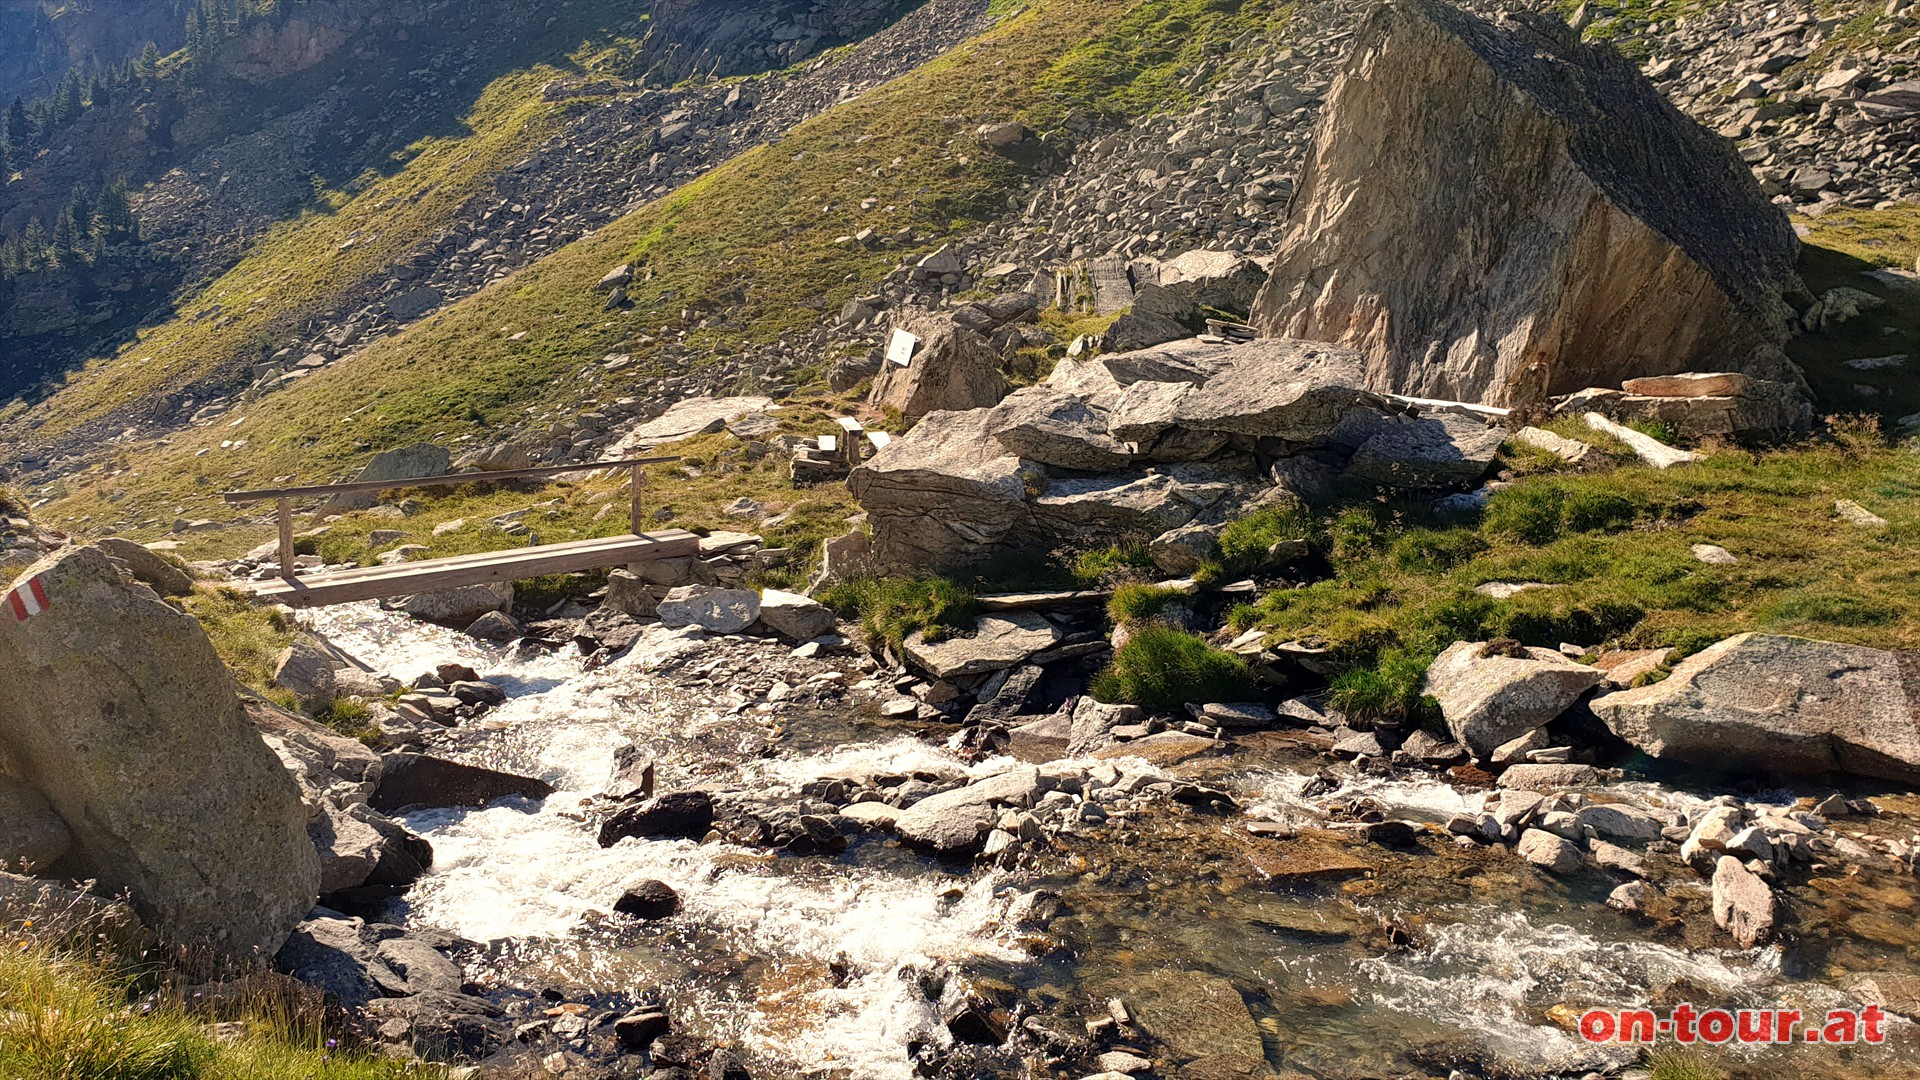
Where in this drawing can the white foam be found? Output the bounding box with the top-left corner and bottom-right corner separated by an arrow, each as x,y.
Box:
1357,908 -> 1786,1071
316,602 -> 1021,1079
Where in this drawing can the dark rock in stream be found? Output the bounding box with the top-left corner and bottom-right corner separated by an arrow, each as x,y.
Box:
371,753 -> 555,812
613,879 -> 681,920
598,791 -> 716,846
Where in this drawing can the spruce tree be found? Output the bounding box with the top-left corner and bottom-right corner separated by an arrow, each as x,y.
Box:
5,98 -> 29,149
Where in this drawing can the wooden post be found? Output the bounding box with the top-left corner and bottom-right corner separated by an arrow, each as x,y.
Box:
277,497 -> 295,581
629,462 -> 643,536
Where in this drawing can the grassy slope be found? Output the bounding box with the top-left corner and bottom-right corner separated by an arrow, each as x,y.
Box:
0,941 -> 440,1080
3,3 -> 663,441
30,0 -> 1279,543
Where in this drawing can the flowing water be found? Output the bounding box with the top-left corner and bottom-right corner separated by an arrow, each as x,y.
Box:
309,604 -> 1920,1079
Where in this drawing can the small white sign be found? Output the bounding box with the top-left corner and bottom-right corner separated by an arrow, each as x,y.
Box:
886,329 -> 919,367
866,431 -> 892,450
818,434 -> 839,453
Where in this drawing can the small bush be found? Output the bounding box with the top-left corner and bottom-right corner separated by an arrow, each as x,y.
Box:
1070,542 -> 1155,586
1327,507 -> 1388,567
1389,527 -> 1487,574
1327,646 -> 1439,727
817,575 -> 979,651
1090,626 -> 1254,712
1215,505 -> 1313,571
1108,584 -> 1191,626
1626,418 -> 1678,445
1483,479 -> 1638,544
1827,412 -> 1885,457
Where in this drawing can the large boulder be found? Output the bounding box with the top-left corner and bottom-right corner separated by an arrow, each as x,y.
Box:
1424,640 -> 1605,759
985,386 -> 1134,472
870,314 -> 1008,422
1590,633 -> 1920,783
330,444 -> 450,510
0,546 -> 318,955
1170,339 -> 1385,440
848,406 -> 1042,573
1251,0 -> 1807,407
1147,249 -> 1272,313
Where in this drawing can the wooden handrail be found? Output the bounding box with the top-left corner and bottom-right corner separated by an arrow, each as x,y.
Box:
222,454 -> 680,581
220,456 -> 679,503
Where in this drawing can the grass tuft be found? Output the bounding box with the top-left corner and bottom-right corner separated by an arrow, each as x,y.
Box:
1090,625 -> 1253,711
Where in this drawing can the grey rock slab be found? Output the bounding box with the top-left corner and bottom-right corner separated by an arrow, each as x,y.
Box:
611,396 -> 776,453
1099,338 -> 1239,387
903,612 -> 1064,680
893,766 -> 1046,856
656,585 -> 761,634
1171,338 -> 1384,439
1107,379 -> 1197,443
1347,411 -> 1505,488
986,386 -> 1134,472
1590,632 -> 1920,784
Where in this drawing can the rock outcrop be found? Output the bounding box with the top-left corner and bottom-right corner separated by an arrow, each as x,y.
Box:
1591,633 -> 1920,783
1251,0 -> 1808,408
850,332 -> 1512,571
0,546 -> 318,955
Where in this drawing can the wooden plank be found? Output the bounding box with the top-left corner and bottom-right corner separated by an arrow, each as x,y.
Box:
249,531 -> 702,608
223,456 -> 679,504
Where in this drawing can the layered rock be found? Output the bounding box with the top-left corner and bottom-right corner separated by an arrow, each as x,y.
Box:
1591,633 -> 1920,783
1553,373 -> 1811,440
847,405 -> 1042,572
0,546 -> 317,955
1251,0 -> 1808,407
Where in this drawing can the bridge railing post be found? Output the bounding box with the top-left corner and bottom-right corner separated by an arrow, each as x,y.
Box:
630,462 -> 643,536
277,497 -> 294,582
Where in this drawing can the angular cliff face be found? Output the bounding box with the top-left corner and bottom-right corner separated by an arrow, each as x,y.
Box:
1252,0 -> 1809,408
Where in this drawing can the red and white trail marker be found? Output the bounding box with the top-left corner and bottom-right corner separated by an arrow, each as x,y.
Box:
6,576 -> 50,622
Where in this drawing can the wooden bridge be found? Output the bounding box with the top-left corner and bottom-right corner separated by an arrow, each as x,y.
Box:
222,457 -> 700,608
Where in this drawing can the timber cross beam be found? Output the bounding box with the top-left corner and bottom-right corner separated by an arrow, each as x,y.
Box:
219,456 -> 697,607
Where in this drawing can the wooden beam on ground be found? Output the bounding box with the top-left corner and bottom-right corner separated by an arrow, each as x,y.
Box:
248,530 -> 702,608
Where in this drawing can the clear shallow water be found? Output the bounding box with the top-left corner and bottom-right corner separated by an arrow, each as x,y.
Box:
309,605 -> 1920,1078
